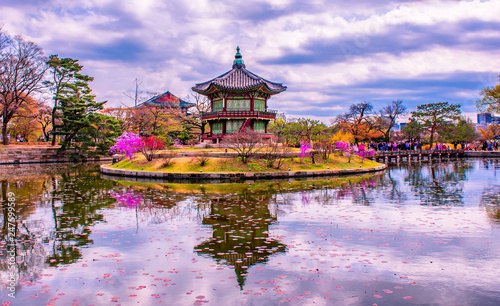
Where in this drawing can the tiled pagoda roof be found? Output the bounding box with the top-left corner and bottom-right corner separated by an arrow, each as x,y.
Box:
192,47 -> 287,95
136,91 -> 194,108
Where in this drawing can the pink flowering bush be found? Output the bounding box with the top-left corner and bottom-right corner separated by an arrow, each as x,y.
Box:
335,141 -> 375,162
111,132 -> 166,161
110,132 -> 142,160
299,140 -> 311,161
335,141 -> 354,162
356,148 -> 375,161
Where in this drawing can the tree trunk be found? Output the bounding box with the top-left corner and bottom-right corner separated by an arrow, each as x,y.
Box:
2,122 -> 9,145
51,116 -> 57,145
429,125 -> 435,149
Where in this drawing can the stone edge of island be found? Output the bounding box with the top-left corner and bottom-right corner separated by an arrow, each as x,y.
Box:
100,163 -> 387,180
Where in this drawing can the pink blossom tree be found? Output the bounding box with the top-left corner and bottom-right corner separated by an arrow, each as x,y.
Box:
335,141 -> 375,162
110,132 -> 142,160
298,140 -> 311,163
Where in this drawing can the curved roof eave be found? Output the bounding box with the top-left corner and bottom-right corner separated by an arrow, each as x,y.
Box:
193,83 -> 286,95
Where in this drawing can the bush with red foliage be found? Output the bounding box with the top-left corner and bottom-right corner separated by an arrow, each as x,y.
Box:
140,135 -> 165,161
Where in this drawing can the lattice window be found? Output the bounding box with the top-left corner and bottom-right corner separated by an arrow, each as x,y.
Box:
254,121 -> 265,132
212,122 -> 223,134
213,99 -> 223,111
254,99 -> 265,111
227,99 -> 250,111
227,120 -> 244,133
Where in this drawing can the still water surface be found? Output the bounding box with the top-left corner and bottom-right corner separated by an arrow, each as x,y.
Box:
1,159 -> 499,305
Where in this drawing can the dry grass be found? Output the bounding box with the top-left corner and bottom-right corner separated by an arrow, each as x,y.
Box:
112,153 -> 382,173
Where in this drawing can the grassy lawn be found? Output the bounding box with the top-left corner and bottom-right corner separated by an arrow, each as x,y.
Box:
165,147 -> 301,153
110,152 -> 382,173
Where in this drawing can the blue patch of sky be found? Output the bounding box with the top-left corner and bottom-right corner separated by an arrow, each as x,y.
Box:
80,39 -> 148,62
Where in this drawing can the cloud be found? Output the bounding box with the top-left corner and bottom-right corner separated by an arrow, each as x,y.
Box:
262,19 -> 500,65
0,0 -> 499,120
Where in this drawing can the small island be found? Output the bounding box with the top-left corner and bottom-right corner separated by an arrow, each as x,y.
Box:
101,147 -> 385,180
102,47 -> 385,180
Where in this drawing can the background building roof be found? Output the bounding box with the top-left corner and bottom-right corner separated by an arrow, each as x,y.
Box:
136,91 -> 194,108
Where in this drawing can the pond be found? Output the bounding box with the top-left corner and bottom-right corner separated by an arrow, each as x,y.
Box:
1,159 -> 499,305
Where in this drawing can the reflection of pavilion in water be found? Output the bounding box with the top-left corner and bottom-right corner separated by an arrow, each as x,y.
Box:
194,192 -> 286,289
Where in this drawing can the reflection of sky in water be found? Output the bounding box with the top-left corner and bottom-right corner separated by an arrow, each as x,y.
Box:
0,159 -> 499,305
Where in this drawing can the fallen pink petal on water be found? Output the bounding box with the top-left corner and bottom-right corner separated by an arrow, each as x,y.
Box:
403,296 -> 413,300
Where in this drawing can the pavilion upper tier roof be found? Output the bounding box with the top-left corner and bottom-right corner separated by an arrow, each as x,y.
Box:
192,47 -> 287,96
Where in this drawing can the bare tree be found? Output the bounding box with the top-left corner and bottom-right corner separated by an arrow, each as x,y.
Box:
103,106 -> 135,132
334,102 -> 375,143
142,103 -> 167,134
263,142 -> 291,169
0,34 -> 47,145
164,92 -> 210,140
224,130 -> 263,164
375,100 -> 407,141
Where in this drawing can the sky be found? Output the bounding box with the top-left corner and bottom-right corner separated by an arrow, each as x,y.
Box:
1,0 -> 500,123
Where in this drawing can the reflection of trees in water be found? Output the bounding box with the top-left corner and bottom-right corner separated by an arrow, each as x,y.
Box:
0,164 -> 114,287
193,188 -> 286,289
285,175 -> 383,207
48,169 -> 116,266
480,185 -> 500,222
376,169 -> 408,205
404,161 -> 471,206
0,180 -> 46,288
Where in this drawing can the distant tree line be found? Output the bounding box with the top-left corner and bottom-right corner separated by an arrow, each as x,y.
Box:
269,99 -> 493,150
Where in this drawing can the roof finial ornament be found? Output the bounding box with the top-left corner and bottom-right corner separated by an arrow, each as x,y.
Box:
232,46 -> 245,69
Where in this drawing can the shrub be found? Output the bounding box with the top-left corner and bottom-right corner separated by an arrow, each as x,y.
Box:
195,152 -> 210,166
140,135 -> 165,161
161,151 -> 176,167
224,130 -> 263,164
263,142 -> 291,169
110,132 -> 142,160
